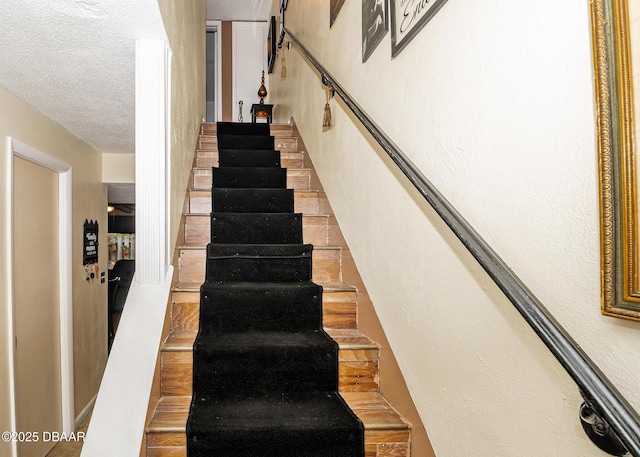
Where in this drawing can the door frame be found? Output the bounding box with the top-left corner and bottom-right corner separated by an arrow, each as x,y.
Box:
206,20 -> 223,122
232,21 -> 269,123
5,138 -> 74,455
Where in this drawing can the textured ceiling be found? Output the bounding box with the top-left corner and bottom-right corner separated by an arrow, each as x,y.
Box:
0,0 -> 168,155
0,1 -> 270,156
108,183 -> 136,204
0,1 -> 270,206
207,0 -> 271,21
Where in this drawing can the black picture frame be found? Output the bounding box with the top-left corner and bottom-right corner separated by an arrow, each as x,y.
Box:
390,0 -> 448,57
267,15 -> 277,74
83,219 -> 99,265
278,0 -> 287,49
362,0 -> 388,62
330,0 -> 346,27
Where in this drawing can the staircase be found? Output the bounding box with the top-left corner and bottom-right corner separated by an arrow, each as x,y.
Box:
146,122 -> 411,457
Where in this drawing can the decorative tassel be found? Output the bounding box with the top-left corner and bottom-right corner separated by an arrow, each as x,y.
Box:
281,54 -> 287,79
323,85 -> 333,131
323,102 -> 332,130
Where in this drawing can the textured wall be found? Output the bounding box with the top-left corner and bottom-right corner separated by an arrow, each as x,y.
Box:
102,153 -> 135,183
157,0 -> 207,257
0,85 -> 108,457
269,0 -> 640,455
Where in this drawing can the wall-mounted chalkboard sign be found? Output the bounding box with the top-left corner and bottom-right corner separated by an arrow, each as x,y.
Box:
83,219 -> 99,265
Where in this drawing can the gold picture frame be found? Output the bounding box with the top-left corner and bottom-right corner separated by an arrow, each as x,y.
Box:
592,0 -> 640,320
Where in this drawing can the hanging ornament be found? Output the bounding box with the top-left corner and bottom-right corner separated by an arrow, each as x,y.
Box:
323,84 -> 333,131
281,52 -> 287,79
258,71 -> 268,104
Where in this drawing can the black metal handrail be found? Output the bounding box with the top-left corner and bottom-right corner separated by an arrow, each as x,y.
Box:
284,27 -> 640,456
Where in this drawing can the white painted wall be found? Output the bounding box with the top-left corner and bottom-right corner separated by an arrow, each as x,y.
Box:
102,153 -> 135,183
159,0 -> 207,257
232,21 -> 269,122
0,86 -> 107,457
269,0 -> 640,455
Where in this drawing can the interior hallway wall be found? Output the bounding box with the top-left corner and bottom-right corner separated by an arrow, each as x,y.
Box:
267,2 -> 435,455
222,21 -> 233,121
157,0 -> 207,258
0,85 -> 108,457
268,0 -> 640,455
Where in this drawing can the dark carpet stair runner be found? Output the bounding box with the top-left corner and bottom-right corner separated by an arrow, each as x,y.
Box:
186,121 -> 364,456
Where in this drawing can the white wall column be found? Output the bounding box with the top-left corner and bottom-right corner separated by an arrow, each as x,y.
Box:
81,39 -> 173,456
135,39 -> 170,285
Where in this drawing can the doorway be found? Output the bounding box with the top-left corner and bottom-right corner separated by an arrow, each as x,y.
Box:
7,140 -> 74,457
13,156 -> 62,457
206,21 -> 222,122
232,21 -> 269,123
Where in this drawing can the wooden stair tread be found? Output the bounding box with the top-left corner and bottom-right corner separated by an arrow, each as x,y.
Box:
178,244 -> 341,251
326,328 -> 379,349
187,190 -> 332,226
191,168 -> 312,177
188,190 -> 329,215
201,121 -> 294,130
186,212 -> 330,219
146,396 -> 189,432
147,392 -> 409,434
172,281 -> 356,293
341,392 -> 411,431
192,166 -> 311,173
162,329 -> 378,352
189,189 -> 324,202
196,146 -> 303,152
194,151 -> 306,162
163,330 -> 196,350
183,212 -> 337,248
191,168 -> 312,191
198,134 -> 299,139
190,189 -> 321,197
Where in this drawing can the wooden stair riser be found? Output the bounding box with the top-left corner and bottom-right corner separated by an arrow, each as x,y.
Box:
198,136 -> 299,153
146,393 -> 410,457
365,431 -> 411,457
195,150 -> 305,169
200,123 -> 295,137
192,168 -> 311,191
184,214 -> 335,247
188,190 -> 330,215
147,432 -> 409,457
170,289 -> 358,332
178,247 -> 342,284
160,346 -> 380,397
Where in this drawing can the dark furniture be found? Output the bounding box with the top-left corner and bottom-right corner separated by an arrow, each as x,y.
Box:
107,259 -> 135,351
250,103 -> 274,123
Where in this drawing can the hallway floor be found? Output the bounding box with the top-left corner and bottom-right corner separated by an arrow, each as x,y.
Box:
45,409 -> 91,457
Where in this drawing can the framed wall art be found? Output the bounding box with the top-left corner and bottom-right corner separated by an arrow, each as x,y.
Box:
267,15 -> 277,73
390,0 -> 448,57
279,0 -> 287,48
591,0 -> 640,321
330,0 -> 346,27
83,219 -> 99,265
362,0 -> 388,62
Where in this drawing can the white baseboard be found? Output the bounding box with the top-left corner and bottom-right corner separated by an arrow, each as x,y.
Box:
76,394 -> 97,429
